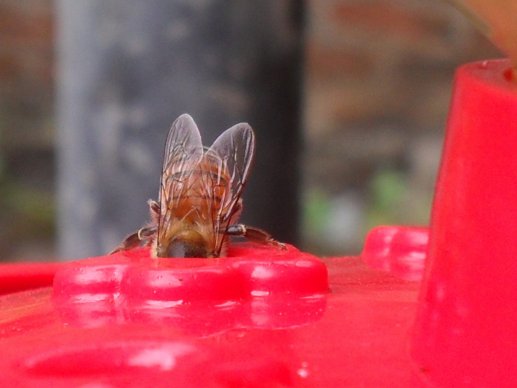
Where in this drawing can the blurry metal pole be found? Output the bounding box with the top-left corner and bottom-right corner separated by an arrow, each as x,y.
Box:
57,1 -> 304,259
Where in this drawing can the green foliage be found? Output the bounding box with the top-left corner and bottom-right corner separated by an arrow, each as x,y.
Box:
365,168 -> 431,230
367,169 -> 406,226
302,188 -> 331,238
0,177 -> 55,244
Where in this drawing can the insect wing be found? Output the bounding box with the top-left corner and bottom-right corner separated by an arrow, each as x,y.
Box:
158,114 -> 204,244
207,123 -> 255,253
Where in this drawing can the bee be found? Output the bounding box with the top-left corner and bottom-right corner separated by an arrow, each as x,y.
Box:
111,114 -> 285,258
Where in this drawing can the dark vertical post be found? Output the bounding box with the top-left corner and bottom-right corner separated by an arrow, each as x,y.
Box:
57,1 -> 303,258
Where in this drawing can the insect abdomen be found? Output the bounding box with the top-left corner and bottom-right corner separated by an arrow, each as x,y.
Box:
168,157 -> 230,223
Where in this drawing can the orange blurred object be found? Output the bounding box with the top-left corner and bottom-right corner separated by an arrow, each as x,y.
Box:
455,0 -> 517,74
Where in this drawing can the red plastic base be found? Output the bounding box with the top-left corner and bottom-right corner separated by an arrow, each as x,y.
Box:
412,59 -> 517,387
0,236 -> 423,387
3,58 -> 517,386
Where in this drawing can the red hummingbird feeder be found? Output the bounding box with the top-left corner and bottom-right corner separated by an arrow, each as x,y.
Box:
1,58 -> 516,386
410,59 -> 517,387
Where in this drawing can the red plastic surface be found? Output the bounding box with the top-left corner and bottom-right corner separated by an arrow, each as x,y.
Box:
1,59 -> 516,386
52,244 -> 329,335
362,225 -> 428,282
0,262 -> 62,295
412,59 -> 517,387
0,240 -> 423,387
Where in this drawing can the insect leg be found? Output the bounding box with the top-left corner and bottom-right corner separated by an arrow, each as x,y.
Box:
138,225 -> 157,240
110,230 -> 142,254
110,226 -> 157,254
226,224 -> 286,249
148,199 -> 160,223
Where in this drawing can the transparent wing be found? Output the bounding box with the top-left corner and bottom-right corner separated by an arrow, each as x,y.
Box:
158,114 -> 204,244
207,123 -> 255,253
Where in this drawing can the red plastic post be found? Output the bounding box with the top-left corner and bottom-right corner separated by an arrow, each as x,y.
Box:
0,244 -> 422,386
411,59 -> 517,386
0,262 -> 63,295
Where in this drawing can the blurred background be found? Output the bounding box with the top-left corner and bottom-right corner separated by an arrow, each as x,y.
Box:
0,0 -> 499,261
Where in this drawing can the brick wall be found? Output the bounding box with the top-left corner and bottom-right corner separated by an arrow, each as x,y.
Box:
0,0 -> 54,260
0,0 -> 54,149
303,0 -> 499,254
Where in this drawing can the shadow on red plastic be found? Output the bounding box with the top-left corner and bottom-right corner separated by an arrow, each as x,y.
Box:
19,336 -> 297,386
21,341 -> 202,376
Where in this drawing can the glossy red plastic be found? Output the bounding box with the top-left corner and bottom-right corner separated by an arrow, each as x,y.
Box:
52,244 -> 329,335
411,59 -> 517,387
1,59 -> 516,386
0,262 -> 63,295
361,225 -> 428,282
0,239 -> 424,387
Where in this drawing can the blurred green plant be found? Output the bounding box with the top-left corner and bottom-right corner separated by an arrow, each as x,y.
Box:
0,181 -> 54,235
365,168 -> 431,231
366,168 -> 406,228
0,172 -> 55,259
302,188 -> 331,239
303,168 -> 433,255
301,188 -> 330,254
